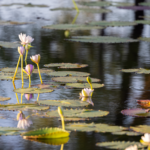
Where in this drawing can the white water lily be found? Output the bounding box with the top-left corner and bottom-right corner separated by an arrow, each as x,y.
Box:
80,88 -> 94,97
81,97 -> 94,106
30,54 -> 40,64
141,133 -> 150,143
19,33 -> 34,46
125,145 -> 137,150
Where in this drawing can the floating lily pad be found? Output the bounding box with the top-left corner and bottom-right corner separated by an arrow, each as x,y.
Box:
22,128 -> 70,139
76,1 -> 112,7
131,125 -> 150,134
121,68 -> 150,74
24,137 -> 69,145
42,24 -> 104,30
139,2 -> 150,7
31,84 -> 59,89
89,21 -> 137,27
96,141 -> 145,149
112,2 -> 134,6
137,100 -> 150,108
51,7 -> 111,13
0,41 -> 21,48
52,77 -> 100,83
135,20 -> 150,25
66,123 -> 126,133
44,63 -> 88,68
121,68 -> 140,73
0,20 -> 30,25
46,109 -> 109,118
0,96 -> 11,101
139,37 -> 150,42
38,100 -> 89,107
68,36 -> 138,43
13,88 -> 53,94
112,131 -> 142,136
121,108 -> 150,117
66,83 -> 104,88
0,103 -> 49,111
118,6 -> 150,10
58,118 -> 89,121
46,71 -> 90,77
0,3 -> 49,7
33,68 -> 54,74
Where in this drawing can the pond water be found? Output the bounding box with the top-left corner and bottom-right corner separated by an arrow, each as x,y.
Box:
0,0 -> 150,150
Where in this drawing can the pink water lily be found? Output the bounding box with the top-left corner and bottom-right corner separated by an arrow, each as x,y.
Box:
30,54 -> 40,64
25,94 -> 33,101
23,64 -> 34,76
80,88 -> 94,97
19,33 -> 34,46
18,46 -> 25,55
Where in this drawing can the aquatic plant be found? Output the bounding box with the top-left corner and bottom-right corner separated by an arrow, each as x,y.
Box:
25,94 -> 33,101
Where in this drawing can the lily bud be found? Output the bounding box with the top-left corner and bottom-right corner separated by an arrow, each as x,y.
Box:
30,54 -> 40,64
25,94 -> 33,100
23,64 -> 34,76
18,46 -> 25,55
58,106 -> 64,117
87,76 -> 92,85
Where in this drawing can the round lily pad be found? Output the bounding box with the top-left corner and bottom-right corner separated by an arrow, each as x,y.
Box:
46,109 -> 109,118
44,63 -> 88,68
0,96 -> 11,101
121,69 -> 139,73
32,84 -> 59,89
58,118 -> 89,121
22,127 -> 70,139
52,77 -> 100,83
137,100 -> 150,108
66,83 -> 104,88
130,125 -> 150,134
38,100 -> 89,107
13,88 -> 53,94
46,71 -> 90,77
121,68 -> 150,74
0,41 -> 21,48
112,131 -> 142,136
121,108 -> 150,117
96,141 -> 145,149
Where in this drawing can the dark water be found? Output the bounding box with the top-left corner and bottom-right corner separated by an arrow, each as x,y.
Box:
0,0 -> 150,150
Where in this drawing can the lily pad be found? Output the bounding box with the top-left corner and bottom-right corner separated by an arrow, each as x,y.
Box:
31,84 -> 59,89
46,109 -> 109,118
121,68 -> 150,74
135,20 -> 150,25
139,2 -> 150,7
66,83 -> 104,88
121,68 -> 140,73
51,7 -> 111,13
52,77 -> 100,83
0,3 -> 49,7
0,41 -> 21,48
139,37 -> 150,42
66,123 -> 126,133
130,125 -> 150,134
89,21 -> 137,27
0,103 -> 49,111
42,24 -> 104,30
44,63 -> 88,68
38,100 -> 89,107
0,96 -> 11,101
22,128 -> 70,139
96,141 -> 145,149
121,108 -> 150,117
112,2 -> 134,7
58,118 -> 89,121
13,88 -> 53,94
46,71 -> 90,77
0,20 -> 30,25
112,131 -> 142,136
137,100 -> 150,108
68,36 -> 138,43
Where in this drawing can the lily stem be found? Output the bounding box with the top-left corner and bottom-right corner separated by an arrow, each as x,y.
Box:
29,75 -> 31,88
72,0 -> 79,12
37,93 -> 40,101
21,93 -> 23,104
61,116 -> 65,130
13,55 -> 21,82
15,93 -> 20,104
37,63 -> 43,84
61,144 -> 64,150
25,49 -> 28,66
21,55 -> 24,88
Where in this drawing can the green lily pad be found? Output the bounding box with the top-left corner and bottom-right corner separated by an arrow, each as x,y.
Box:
121,69 -> 140,73
0,41 -> 21,48
121,68 -> 150,74
68,36 -> 138,43
0,3 -> 49,7
130,125 -> 150,134
112,2 -> 134,6
139,37 -> 150,42
58,118 -> 89,121
66,123 -> 126,133
52,77 -> 100,83
76,1 -> 112,7
112,131 -> 142,136
139,2 -> 150,7
66,83 -> 104,88
38,100 -> 89,107
13,88 -> 53,94
89,21 -> 137,27
96,141 -> 145,149
51,7 -> 111,13
135,20 -> 150,25
31,84 -> 59,89
46,109 -> 109,118
22,128 -> 70,139
0,20 -> 30,25
46,71 -> 90,77
0,103 -> 49,111
44,63 -> 88,68
121,108 -> 150,117
0,96 -> 11,101
42,24 -> 104,30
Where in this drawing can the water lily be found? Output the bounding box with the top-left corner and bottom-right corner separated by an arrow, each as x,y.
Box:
81,97 -> 94,106
142,133 -> 150,143
18,46 -> 25,55
30,54 -> 43,84
23,64 -> 34,88
125,145 -> 138,150
80,88 -> 94,97
17,111 -> 32,129
25,94 -> 33,101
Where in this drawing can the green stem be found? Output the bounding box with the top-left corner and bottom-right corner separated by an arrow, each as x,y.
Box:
90,83 -> 93,97
37,64 -> 43,84
29,75 -> 31,88
37,93 -> 40,101
15,93 -> 20,104
148,146 -> 150,150
61,116 -> 65,130
21,94 -> 23,104
71,12 -> 79,24
25,49 -> 28,66
61,144 -> 64,150
13,55 -> 21,82
72,0 -> 79,12
21,55 -> 24,88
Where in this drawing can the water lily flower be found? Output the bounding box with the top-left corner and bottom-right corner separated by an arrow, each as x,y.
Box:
23,64 -> 34,88
80,88 -> 94,97
18,46 -> 25,55
125,145 -> 138,150
141,133 -> 150,143
30,54 -> 43,84
17,111 -> 32,129
81,97 -> 94,106
25,94 -> 33,101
